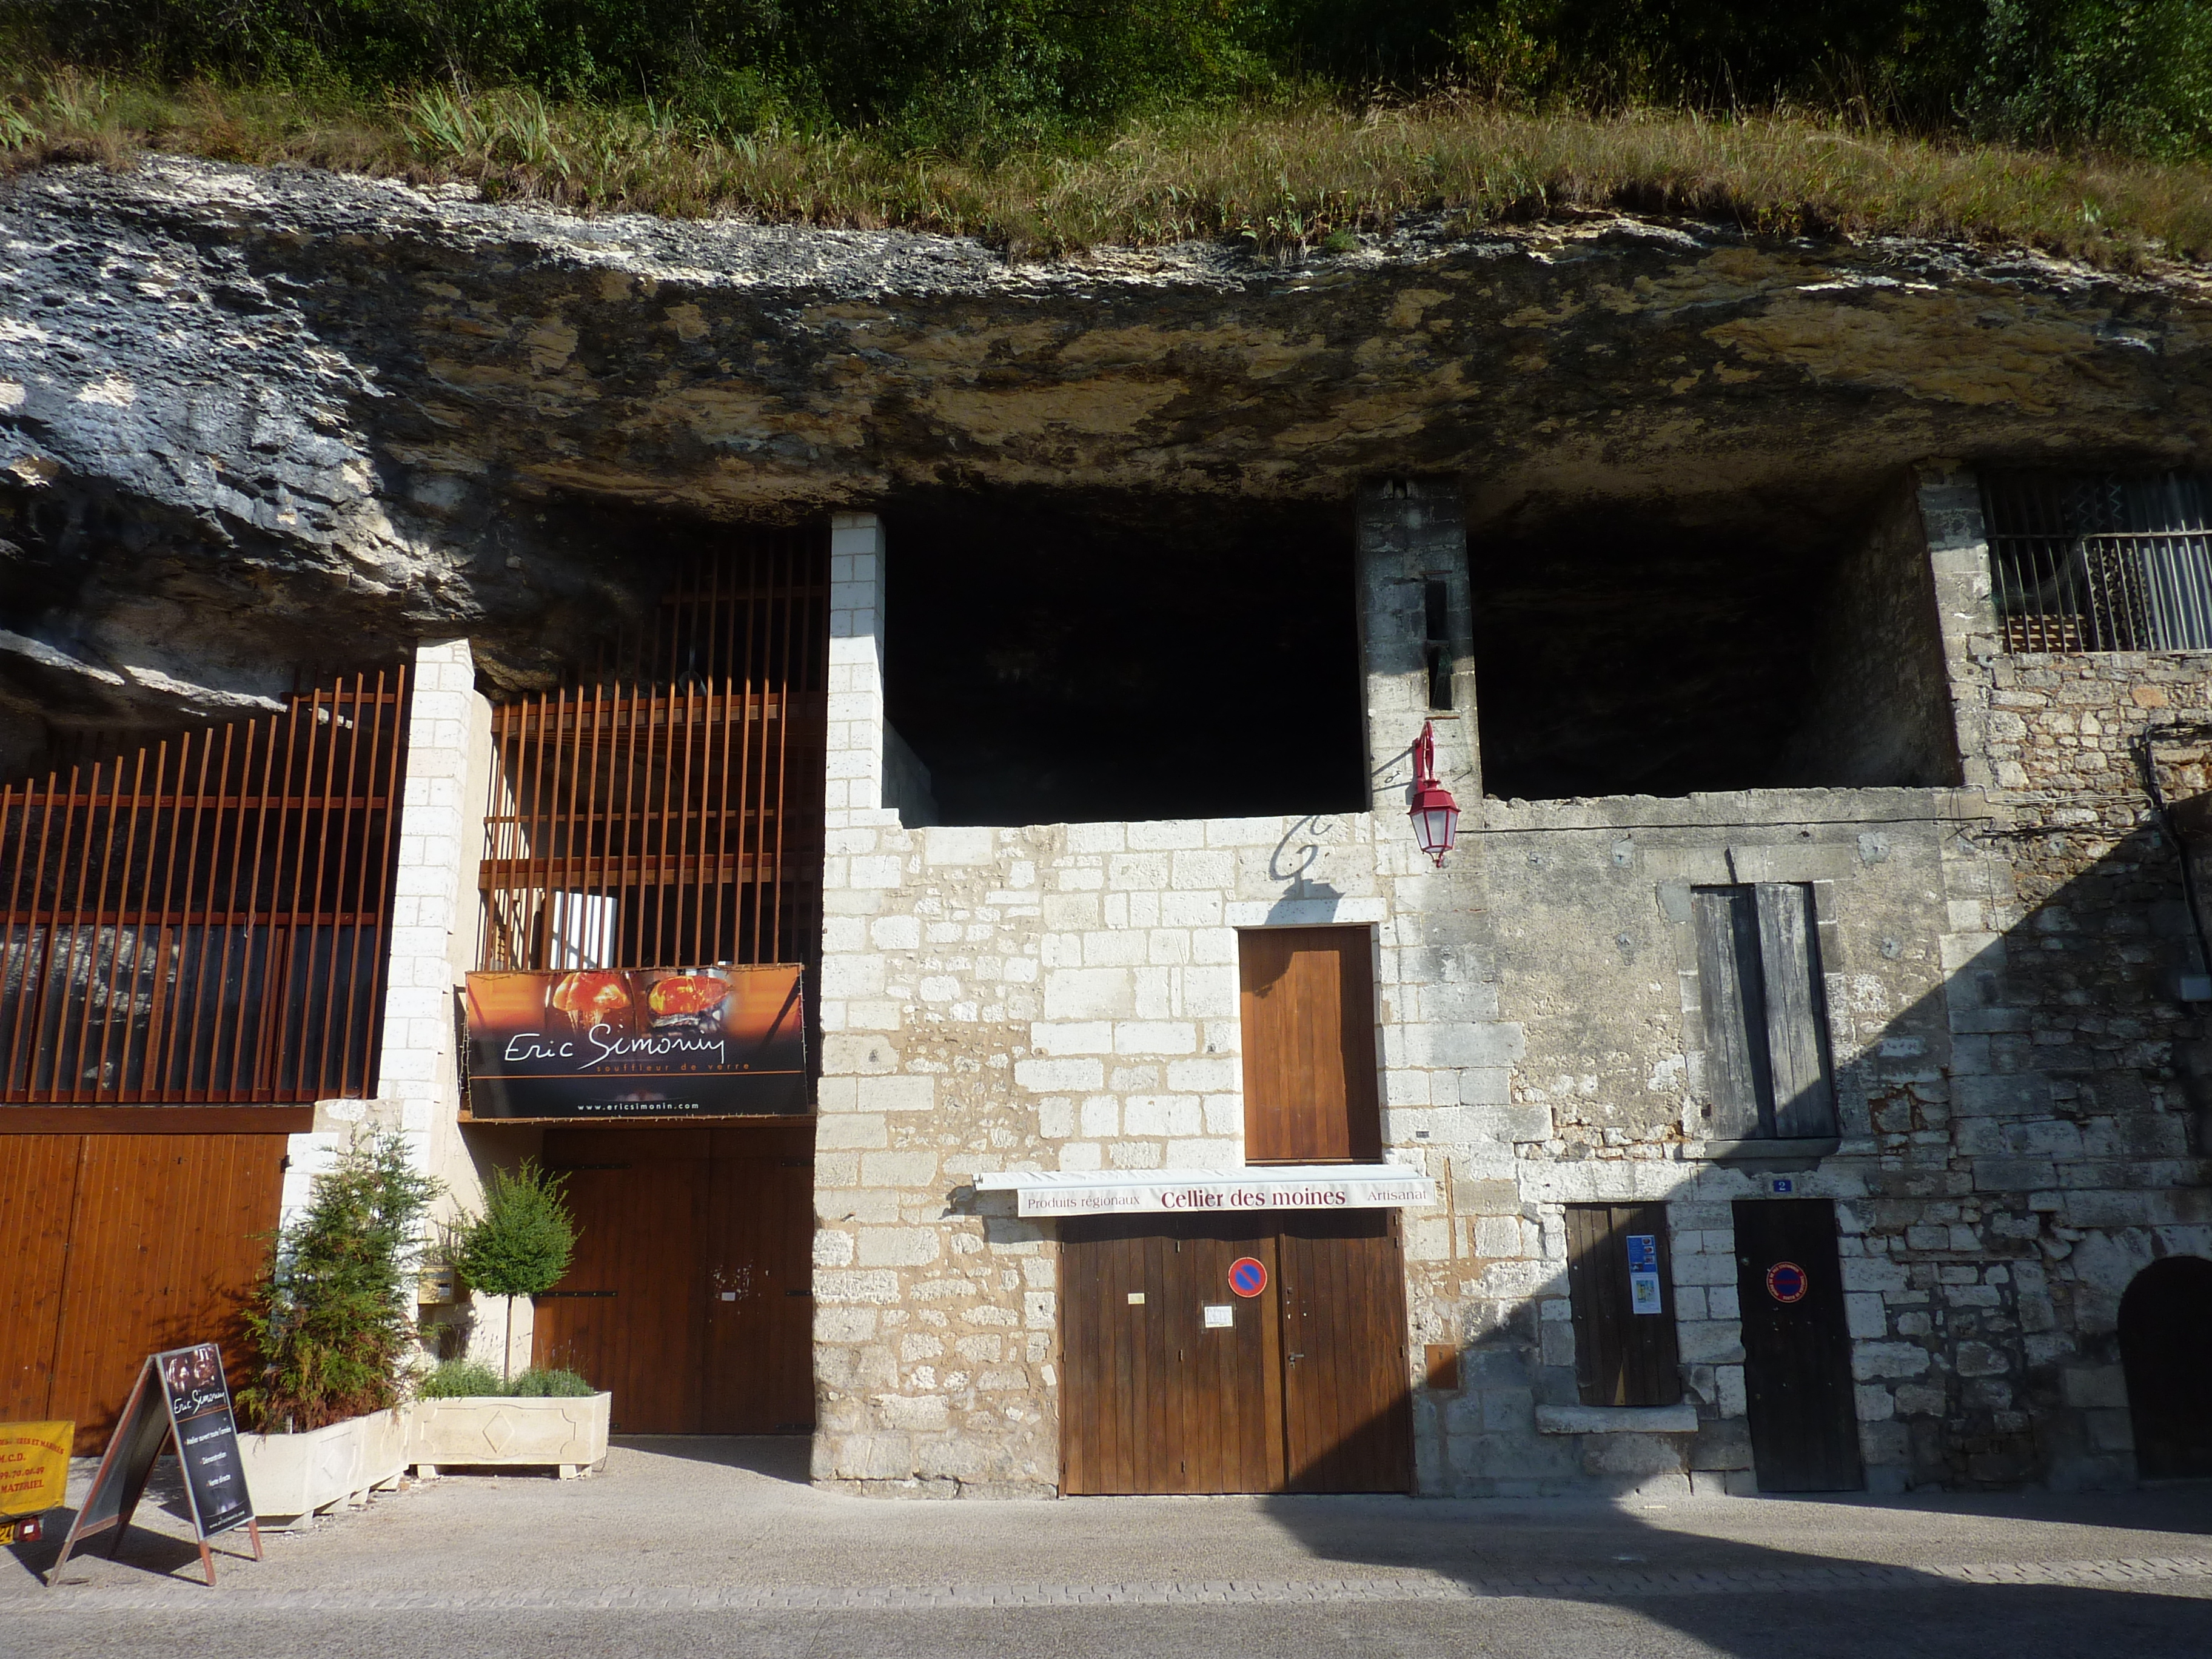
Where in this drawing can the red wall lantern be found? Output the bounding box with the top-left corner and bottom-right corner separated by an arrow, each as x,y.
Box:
1409,721 -> 1460,867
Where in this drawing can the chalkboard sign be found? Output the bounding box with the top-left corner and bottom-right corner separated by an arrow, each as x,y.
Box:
47,1344 -> 262,1587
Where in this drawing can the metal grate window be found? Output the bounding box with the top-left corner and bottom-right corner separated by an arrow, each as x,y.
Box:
1983,472 -> 2212,652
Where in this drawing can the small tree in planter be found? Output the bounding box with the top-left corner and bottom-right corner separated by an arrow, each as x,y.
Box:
451,1160 -> 577,1381
237,1132 -> 440,1433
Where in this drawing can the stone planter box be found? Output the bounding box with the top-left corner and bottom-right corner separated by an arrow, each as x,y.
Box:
238,1409 -> 409,1527
406,1392 -> 611,1480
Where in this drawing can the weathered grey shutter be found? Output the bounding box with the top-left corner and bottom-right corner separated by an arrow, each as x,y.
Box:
1754,883 -> 1837,1137
1692,887 -> 1773,1139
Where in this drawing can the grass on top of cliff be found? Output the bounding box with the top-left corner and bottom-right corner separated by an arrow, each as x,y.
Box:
8,69 -> 2212,269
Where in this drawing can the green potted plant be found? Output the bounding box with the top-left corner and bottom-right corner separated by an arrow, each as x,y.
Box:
452,1159 -> 577,1380
234,1133 -> 438,1524
409,1163 -> 608,1479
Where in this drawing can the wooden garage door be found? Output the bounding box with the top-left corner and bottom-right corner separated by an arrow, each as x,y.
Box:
533,1122 -> 814,1434
0,1131 -> 286,1452
1061,1211 -> 1411,1495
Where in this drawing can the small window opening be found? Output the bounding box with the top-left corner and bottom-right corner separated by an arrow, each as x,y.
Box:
1564,1204 -> 1681,1407
1423,578 -> 1453,710
1692,883 -> 1836,1141
885,492 -> 1365,826
1983,471 -> 2212,652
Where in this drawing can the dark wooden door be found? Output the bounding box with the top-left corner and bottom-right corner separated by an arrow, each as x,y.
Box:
702,1131 -> 816,1433
1060,1216 -> 1283,1495
1564,1204 -> 1682,1406
2119,1255 -> 2212,1478
1238,928 -> 1380,1163
1733,1199 -> 1862,1493
536,1124 -> 814,1435
535,1137 -> 706,1434
1279,1210 -> 1413,1492
1061,1212 -> 1410,1495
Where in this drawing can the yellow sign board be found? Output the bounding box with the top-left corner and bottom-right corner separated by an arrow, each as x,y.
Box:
0,1420 -> 73,1515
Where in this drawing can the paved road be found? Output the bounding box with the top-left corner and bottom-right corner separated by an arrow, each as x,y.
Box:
5,1438 -> 2208,1657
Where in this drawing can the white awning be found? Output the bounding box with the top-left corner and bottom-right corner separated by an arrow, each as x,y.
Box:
971,1164 -> 1435,1218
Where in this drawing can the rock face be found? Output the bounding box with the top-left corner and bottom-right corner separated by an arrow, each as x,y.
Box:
2,153 -> 2210,766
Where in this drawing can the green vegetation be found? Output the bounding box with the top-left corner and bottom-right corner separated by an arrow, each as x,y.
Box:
236,1132 -> 440,1434
418,1359 -> 503,1398
6,5 -> 2212,263
449,1159 -> 578,1380
417,1359 -> 595,1398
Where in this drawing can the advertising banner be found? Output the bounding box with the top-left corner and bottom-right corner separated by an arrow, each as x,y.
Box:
973,1165 -> 1436,1218
464,964 -> 806,1119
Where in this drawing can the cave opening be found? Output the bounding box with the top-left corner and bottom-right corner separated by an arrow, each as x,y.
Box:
883,491 -> 1367,828
1470,479 -> 1960,800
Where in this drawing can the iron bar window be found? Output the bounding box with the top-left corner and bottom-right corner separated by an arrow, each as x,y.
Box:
1983,472 -> 2212,652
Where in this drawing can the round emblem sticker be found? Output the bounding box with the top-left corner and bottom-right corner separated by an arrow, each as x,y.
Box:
1228,1257 -> 1269,1298
1766,1261 -> 1810,1304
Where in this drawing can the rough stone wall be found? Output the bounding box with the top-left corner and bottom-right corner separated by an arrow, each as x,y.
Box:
1900,468 -> 2212,1488
1780,475 -> 1961,789
1409,796 -> 1982,1497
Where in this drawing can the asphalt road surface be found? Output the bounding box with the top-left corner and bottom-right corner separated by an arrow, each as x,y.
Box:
5,1438 -> 2207,1658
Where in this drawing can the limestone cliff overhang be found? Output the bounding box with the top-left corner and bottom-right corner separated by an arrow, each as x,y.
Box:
974,1165 -> 1437,1217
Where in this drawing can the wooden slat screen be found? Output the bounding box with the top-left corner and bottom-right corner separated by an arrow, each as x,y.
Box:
0,669 -> 411,1102
478,534 -> 826,973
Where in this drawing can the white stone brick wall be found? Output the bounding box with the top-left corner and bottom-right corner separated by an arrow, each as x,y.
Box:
283,638 -> 514,1371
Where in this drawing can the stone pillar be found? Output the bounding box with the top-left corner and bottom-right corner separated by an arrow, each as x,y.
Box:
283,638 -> 500,1363
827,513 -> 890,823
1358,480 -> 1479,814
1915,461 -> 2000,794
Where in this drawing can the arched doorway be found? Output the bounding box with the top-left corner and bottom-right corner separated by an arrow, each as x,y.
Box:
2119,1256 -> 2212,1480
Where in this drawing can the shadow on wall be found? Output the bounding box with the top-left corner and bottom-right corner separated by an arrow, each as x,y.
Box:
1415,813 -> 2212,1500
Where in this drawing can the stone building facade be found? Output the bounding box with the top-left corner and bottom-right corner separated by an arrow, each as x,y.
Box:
806,466 -> 2212,1499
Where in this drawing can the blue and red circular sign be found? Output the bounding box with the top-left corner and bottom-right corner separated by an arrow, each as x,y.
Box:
1228,1257 -> 1269,1298
1765,1261 -> 1809,1304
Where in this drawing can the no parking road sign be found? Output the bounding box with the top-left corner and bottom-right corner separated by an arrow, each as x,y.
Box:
1228,1257 -> 1268,1298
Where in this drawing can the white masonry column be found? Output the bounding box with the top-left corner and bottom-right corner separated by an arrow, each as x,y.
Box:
282,638 -> 496,1348
826,513 -> 890,823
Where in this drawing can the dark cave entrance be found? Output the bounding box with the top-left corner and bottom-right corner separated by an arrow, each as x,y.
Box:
1469,480 -> 1962,800
883,491 -> 1366,827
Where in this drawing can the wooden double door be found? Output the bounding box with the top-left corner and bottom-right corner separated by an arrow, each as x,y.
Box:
1061,1210 -> 1412,1495
532,1123 -> 814,1435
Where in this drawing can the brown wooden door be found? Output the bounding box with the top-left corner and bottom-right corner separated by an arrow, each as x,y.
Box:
1733,1198 -> 1862,1493
702,1131 -> 816,1433
1279,1209 -> 1413,1492
1060,1216 -> 1283,1495
1061,1212 -> 1409,1495
536,1123 -> 815,1435
0,1131 -> 284,1450
1238,928 -> 1380,1164
535,1138 -> 706,1434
